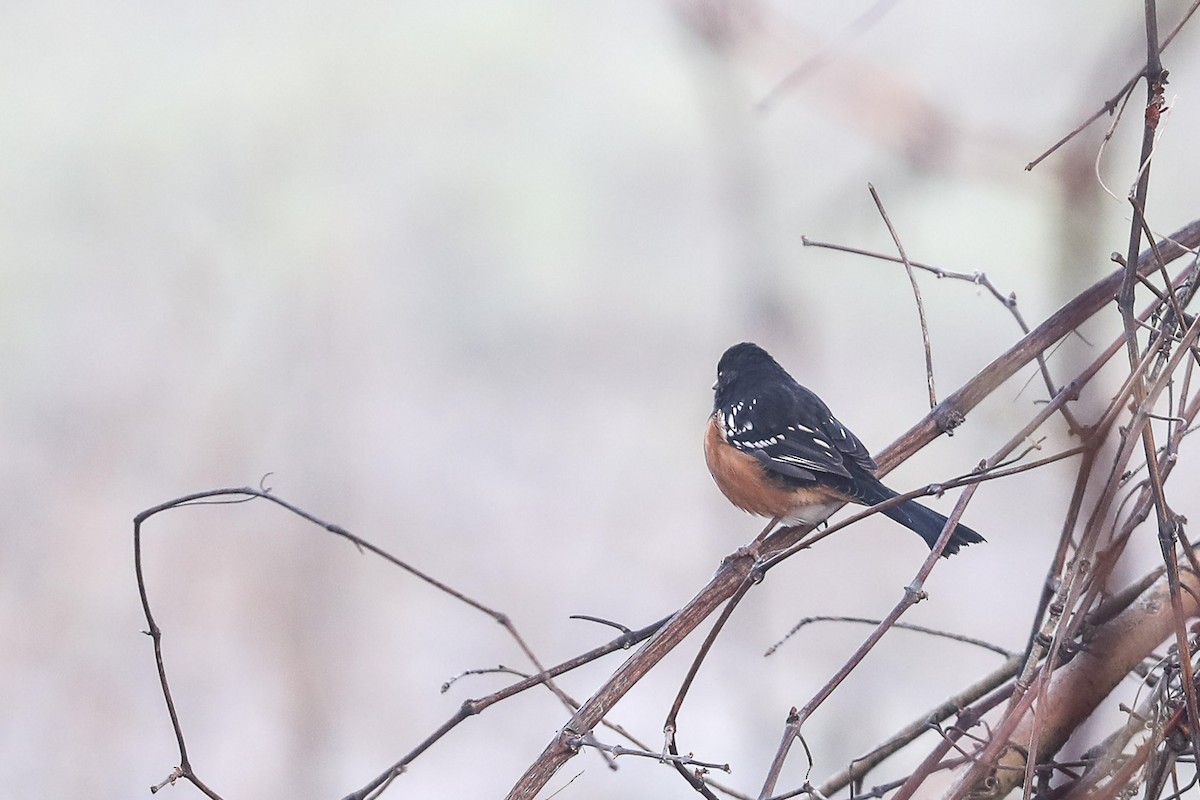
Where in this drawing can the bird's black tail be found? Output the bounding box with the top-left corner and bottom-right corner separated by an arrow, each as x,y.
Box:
854,477 -> 985,557
881,498 -> 985,556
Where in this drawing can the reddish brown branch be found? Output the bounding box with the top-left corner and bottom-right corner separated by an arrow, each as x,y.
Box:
943,566 -> 1200,800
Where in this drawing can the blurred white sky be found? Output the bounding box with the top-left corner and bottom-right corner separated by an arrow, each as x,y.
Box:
3,1 -> 1199,798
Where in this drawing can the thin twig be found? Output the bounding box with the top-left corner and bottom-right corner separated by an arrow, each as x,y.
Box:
869,183 -> 937,407
802,235 -> 1084,433
766,616 -> 1014,658
570,735 -> 731,773
664,572 -> 760,799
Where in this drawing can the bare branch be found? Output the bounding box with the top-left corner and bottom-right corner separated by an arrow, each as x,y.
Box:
869,183 -> 937,408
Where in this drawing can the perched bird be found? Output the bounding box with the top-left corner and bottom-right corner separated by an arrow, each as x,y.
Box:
704,342 -> 984,556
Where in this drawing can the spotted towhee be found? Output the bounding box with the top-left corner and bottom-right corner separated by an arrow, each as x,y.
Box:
704,342 -> 984,556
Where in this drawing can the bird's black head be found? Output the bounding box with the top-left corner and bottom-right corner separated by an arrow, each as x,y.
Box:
712,342 -> 789,408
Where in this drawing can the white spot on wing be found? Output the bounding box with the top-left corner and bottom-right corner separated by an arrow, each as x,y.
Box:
739,435 -> 780,448
774,453 -> 823,470
724,398 -> 759,436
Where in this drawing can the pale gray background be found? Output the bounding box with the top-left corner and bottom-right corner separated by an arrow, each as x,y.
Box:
4,1 -> 1199,798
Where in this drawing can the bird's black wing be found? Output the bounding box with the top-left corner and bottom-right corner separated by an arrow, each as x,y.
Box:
719,382 -> 877,485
